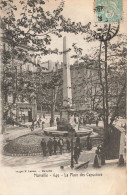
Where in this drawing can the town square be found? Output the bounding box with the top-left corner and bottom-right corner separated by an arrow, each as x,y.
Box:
0,0 -> 126,171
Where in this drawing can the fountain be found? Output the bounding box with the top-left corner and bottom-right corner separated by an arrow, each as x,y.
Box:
44,36 -> 93,137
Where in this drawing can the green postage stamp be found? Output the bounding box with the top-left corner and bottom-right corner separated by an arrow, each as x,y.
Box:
95,0 -> 123,23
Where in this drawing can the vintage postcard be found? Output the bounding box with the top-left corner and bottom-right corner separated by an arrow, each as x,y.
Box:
0,0 -> 127,194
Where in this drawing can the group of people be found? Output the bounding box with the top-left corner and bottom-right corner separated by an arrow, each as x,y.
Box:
40,135 -> 82,165
40,137 -> 70,156
40,134 -> 106,168
69,113 -> 100,129
30,117 -> 45,131
78,115 -> 99,126
8,114 -> 26,126
19,114 -> 26,123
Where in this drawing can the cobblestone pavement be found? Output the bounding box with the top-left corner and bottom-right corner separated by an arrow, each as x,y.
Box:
1,148 -> 96,169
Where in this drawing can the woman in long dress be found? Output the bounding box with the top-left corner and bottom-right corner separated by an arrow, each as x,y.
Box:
93,147 -> 101,168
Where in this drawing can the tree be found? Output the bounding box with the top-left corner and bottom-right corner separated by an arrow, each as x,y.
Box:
97,34 -> 126,125
35,69 -> 62,126
71,31 -> 126,127
1,0 -> 91,127
1,0 -> 64,111
71,43 -> 83,65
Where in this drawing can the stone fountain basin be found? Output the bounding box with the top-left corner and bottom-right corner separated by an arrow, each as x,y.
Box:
44,126 -> 93,137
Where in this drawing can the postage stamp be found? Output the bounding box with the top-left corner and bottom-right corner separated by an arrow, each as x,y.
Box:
95,0 -> 123,23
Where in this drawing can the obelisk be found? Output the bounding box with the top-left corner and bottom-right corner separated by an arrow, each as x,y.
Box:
60,36 -> 72,121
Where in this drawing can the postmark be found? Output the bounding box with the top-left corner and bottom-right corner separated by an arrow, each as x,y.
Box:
95,0 -> 123,23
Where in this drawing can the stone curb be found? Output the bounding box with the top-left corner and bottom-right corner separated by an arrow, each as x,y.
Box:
3,152 -> 43,157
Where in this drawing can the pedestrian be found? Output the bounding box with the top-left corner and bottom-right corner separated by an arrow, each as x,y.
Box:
39,117 -> 41,124
56,116 -> 60,123
56,116 -> 60,126
118,154 -> 124,167
12,117 -> 15,126
43,113 -> 45,118
76,135 -> 80,146
37,119 -> 40,128
23,114 -> 25,123
66,138 -> 70,152
50,118 -> 52,127
40,138 -> 47,156
96,119 -> 98,126
30,124 -> 34,131
79,116 -> 83,126
53,137 -> 58,155
30,119 -> 34,131
74,116 -> 77,124
99,144 -> 105,165
86,135 -> 92,150
58,137 -> 64,154
47,138 -> 53,156
42,121 -> 45,131
93,146 -> 101,168
74,145 -> 80,164
83,116 -> 86,126
89,118 -> 91,125
34,119 -> 37,128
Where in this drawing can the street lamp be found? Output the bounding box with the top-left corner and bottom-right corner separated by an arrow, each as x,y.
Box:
68,127 -> 75,169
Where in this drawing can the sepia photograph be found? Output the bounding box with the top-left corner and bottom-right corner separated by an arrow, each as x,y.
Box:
0,0 -> 126,194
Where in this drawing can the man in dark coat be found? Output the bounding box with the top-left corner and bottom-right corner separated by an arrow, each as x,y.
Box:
53,137 -> 58,155
47,138 -> 53,156
74,146 -> 80,164
30,119 -> 34,131
75,135 -> 81,152
58,137 -> 64,154
86,135 -> 92,150
83,117 -> 86,126
76,135 -> 80,146
40,138 -> 47,156
96,119 -> 99,126
56,117 -> 60,124
66,138 -> 70,152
